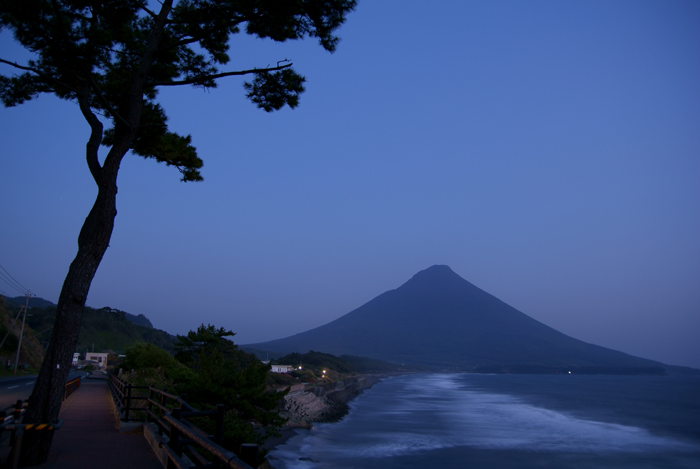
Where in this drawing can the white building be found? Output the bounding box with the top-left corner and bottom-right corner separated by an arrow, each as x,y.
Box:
270,364 -> 294,373
85,352 -> 109,370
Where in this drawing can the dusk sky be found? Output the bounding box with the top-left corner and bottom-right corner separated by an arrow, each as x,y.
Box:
1,1 -> 698,369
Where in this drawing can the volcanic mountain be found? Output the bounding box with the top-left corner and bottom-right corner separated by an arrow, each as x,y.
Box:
245,265 -> 665,371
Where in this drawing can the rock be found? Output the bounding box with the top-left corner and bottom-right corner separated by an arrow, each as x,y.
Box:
280,375 -> 383,426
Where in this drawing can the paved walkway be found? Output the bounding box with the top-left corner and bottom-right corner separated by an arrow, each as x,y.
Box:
35,375 -> 162,469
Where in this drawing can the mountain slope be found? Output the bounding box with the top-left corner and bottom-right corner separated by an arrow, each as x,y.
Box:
3,296 -> 55,309
1,296 -> 154,328
0,297 -> 174,354
245,265 -> 665,370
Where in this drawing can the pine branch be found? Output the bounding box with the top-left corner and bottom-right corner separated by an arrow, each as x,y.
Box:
0,57 -> 80,95
150,61 -> 293,87
125,0 -> 173,125
137,2 -> 159,19
84,74 -> 131,129
77,86 -> 104,184
157,18 -> 245,54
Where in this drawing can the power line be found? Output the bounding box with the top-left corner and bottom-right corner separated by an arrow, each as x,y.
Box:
0,263 -> 28,292
0,263 -> 32,295
0,272 -> 27,294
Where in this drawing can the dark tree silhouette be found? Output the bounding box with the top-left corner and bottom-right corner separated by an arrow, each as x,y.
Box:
174,323 -> 238,371
0,0 -> 355,464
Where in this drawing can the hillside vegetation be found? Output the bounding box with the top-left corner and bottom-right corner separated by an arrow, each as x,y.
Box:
120,325 -> 285,463
0,300 -> 45,373
0,296 -> 175,356
28,306 -> 175,354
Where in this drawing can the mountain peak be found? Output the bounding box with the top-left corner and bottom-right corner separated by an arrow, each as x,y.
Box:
244,265 -> 668,371
411,264 -> 456,278
399,264 -> 470,293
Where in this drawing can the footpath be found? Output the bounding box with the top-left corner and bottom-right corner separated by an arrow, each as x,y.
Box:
35,374 -> 161,469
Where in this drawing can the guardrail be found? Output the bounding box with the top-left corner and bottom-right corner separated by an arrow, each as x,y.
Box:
109,374 -> 258,468
0,416 -> 64,468
64,376 -> 81,401
0,399 -> 26,426
0,375 -> 80,468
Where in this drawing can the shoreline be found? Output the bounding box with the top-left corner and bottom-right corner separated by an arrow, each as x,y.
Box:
265,374 -> 387,453
263,425 -> 307,452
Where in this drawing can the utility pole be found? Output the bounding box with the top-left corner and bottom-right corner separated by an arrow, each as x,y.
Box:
0,306 -> 24,351
13,293 -> 29,375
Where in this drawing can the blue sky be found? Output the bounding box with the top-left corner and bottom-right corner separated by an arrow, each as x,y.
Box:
1,1 -> 699,368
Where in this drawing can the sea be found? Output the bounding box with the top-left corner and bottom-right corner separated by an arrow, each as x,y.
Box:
268,373 -> 700,469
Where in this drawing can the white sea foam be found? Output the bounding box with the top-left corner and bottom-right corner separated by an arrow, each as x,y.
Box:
270,374 -> 700,468
446,387 -> 692,453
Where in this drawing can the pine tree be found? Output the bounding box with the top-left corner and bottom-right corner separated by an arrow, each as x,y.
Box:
0,1 -> 355,464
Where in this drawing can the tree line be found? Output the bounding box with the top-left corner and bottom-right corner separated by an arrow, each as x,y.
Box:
120,324 -> 286,465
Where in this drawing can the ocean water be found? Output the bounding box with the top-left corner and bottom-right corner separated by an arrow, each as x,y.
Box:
269,373 -> 700,468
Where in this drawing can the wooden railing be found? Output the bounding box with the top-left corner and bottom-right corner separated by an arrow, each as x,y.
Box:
108,374 -> 258,468
64,376 -> 81,401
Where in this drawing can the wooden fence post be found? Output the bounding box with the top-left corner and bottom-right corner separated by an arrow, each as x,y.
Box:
240,443 -> 258,468
124,384 -> 132,421
147,388 -> 153,424
13,400 -> 22,420
215,404 -> 225,444
159,390 -> 168,436
170,407 -> 182,455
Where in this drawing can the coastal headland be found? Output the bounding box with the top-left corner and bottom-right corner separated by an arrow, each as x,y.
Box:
281,374 -> 384,427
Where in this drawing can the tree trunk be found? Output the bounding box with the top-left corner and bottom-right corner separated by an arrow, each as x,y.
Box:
16,4 -> 171,464
18,173 -> 120,466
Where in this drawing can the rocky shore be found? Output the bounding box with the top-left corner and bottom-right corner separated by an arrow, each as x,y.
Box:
279,374 -> 384,428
